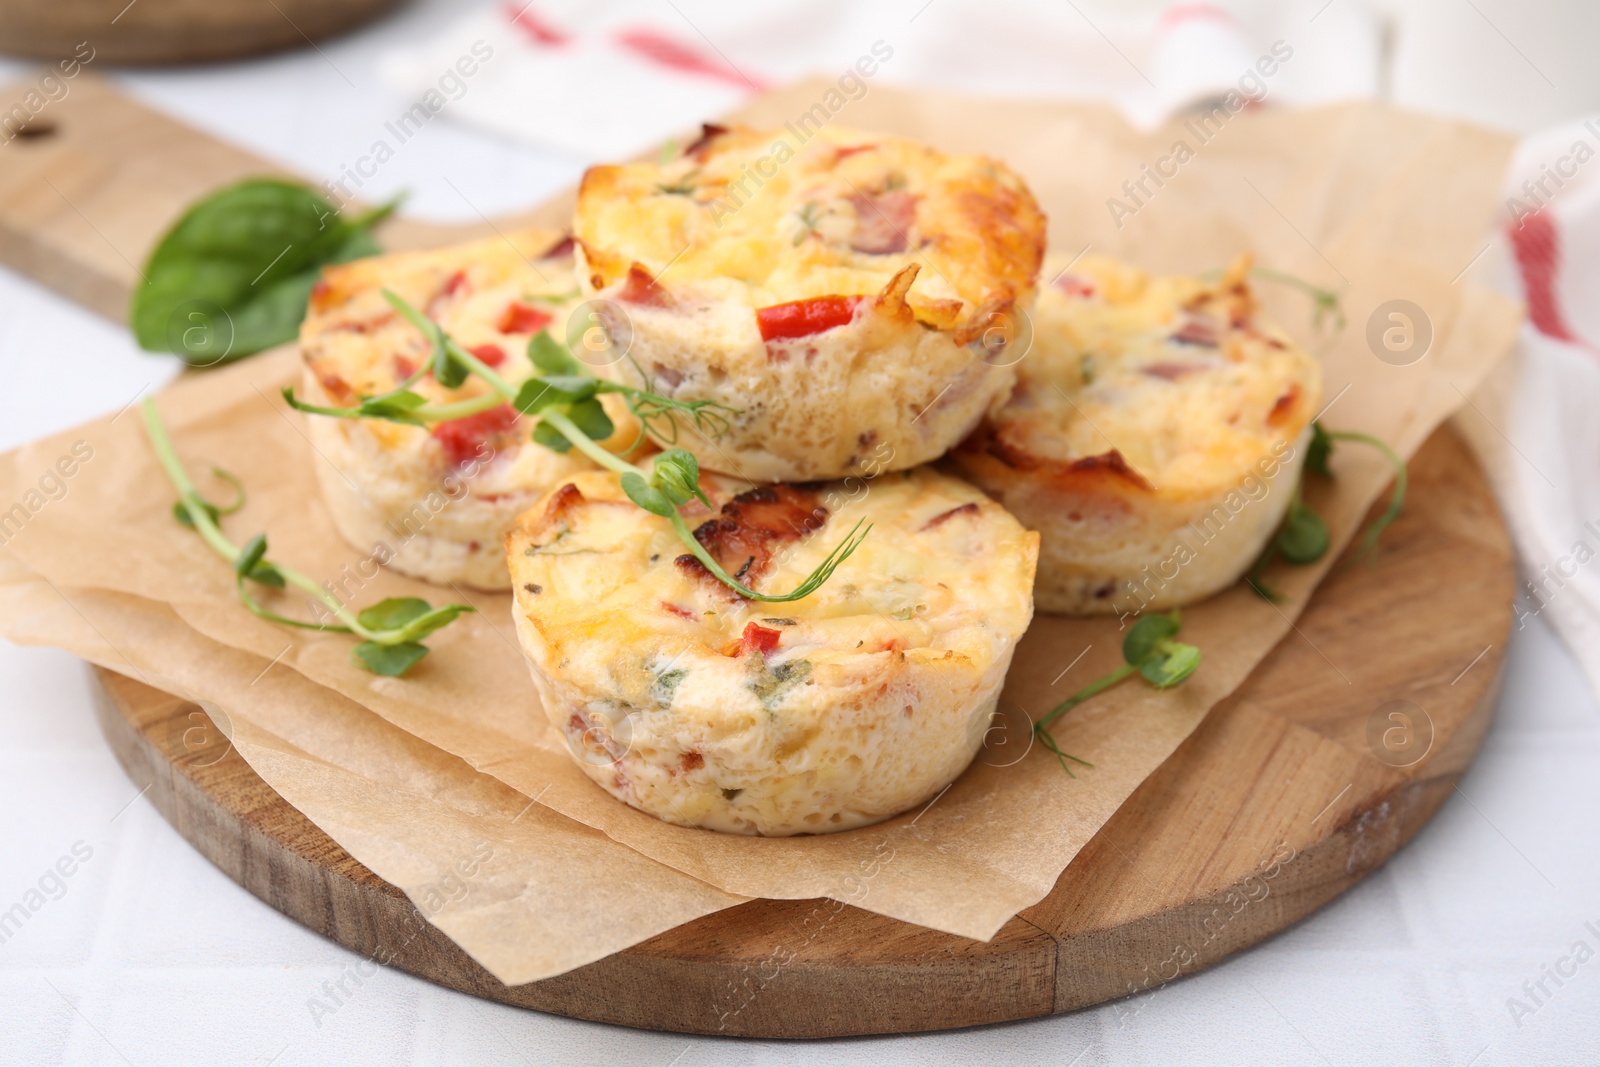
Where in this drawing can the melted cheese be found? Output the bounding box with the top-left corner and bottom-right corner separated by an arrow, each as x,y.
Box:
574,125 -> 1045,333
1002,254 -> 1321,497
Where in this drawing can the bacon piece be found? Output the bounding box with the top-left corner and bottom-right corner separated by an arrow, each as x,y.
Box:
539,234 -> 576,260
498,301 -> 552,335
430,403 -> 519,467
426,270 -> 470,316
983,427 -> 1041,472
684,122 -> 730,161
756,296 -> 863,342
467,343 -> 507,368
676,484 -> 828,591
921,502 -> 979,530
1171,315 -> 1222,347
393,355 -> 416,379
567,711 -> 625,763
1067,449 -> 1156,491
618,263 -> 672,308
1141,361 -> 1207,381
319,373 -> 356,404
331,311 -> 396,335
1053,274 -> 1097,299
849,188 -> 916,254
1267,384 -> 1301,427
661,602 -> 696,621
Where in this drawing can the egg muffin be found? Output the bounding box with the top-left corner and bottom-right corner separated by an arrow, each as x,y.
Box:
572,124 -> 1047,482
299,230 -> 638,590
506,465 -> 1038,836
947,254 -> 1321,616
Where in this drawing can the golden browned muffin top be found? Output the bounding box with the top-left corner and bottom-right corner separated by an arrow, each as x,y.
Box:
574,125 -> 1046,340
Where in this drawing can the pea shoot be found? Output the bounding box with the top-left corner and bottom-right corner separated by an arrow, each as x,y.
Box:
1247,421 -> 1408,602
1033,610 -> 1201,776
142,399 -> 474,676
1201,264 -> 1346,334
1248,266 -> 1346,333
284,290 -> 870,603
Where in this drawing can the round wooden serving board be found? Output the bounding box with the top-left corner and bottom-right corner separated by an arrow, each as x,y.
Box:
0,0 -> 401,66
89,425 -> 1512,1038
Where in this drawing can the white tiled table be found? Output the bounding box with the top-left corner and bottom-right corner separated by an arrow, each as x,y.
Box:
3,3 -> 1598,1063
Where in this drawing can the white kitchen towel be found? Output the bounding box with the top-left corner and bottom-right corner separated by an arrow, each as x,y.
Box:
1463,118 -> 1600,702
376,0 -> 1385,159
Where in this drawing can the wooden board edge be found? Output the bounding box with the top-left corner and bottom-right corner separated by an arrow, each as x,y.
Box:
87,666 -> 1061,1038
1048,655 -> 1503,1015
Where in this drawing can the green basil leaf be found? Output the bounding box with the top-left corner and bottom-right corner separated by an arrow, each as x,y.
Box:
1122,611 -> 1181,666
131,179 -> 395,364
356,596 -> 433,632
1277,502 -> 1330,564
567,397 -> 614,442
1140,643 -> 1201,688
621,471 -> 674,517
531,420 -> 573,453
352,640 -> 430,676
528,331 -> 582,376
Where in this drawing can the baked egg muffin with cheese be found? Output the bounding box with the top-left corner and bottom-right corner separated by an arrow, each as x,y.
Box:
948,254 -> 1321,615
506,465 -> 1038,836
572,124 -> 1047,482
300,230 -> 637,590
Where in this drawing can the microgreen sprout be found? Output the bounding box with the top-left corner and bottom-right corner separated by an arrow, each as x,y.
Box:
793,201 -> 823,246
173,465 -> 245,528
1032,610 -> 1201,776
283,290 -> 869,602
141,399 -> 474,676
655,168 -> 701,196
1249,267 -> 1346,333
1247,421 -> 1408,602
1200,264 -> 1346,334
